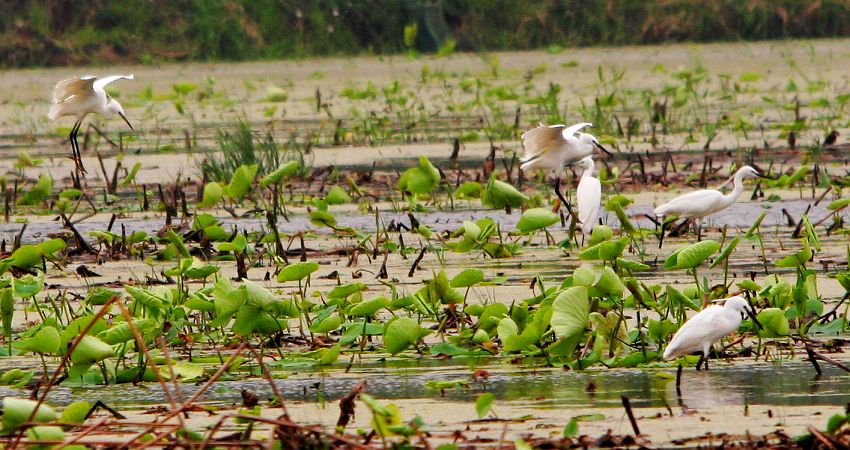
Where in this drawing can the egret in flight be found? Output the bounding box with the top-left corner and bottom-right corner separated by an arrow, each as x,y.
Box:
575,157 -> 601,235
654,165 -> 765,245
48,75 -> 135,173
520,122 -> 611,212
663,295 -> 760,370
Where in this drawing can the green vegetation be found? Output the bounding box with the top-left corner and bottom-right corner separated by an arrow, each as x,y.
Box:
4,0 -> 850,67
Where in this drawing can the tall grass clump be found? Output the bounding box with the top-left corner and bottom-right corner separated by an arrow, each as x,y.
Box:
197,117 -> 284,182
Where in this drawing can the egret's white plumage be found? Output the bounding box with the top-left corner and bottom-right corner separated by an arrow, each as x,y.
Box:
575,157 -> 601,234
48,74 -> 135,173
653,166 -> 762,220
663,296 -> 754,369
520,122 -> 609,173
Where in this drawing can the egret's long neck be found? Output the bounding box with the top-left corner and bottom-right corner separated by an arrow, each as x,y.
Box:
722,172 -> 747,205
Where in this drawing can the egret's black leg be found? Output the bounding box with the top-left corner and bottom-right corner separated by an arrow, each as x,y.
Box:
696,353 -> 704,371
68,121 -> 78,166
69,120 -> 85,173
658,219 -> 667,249
552,177 -> 574,216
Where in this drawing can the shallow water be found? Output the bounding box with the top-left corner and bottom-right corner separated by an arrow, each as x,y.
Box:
10,359 -> 843,412
0,198 -> 840,245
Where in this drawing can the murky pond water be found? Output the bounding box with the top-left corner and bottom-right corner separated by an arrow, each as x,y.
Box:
8,360 -> 843,412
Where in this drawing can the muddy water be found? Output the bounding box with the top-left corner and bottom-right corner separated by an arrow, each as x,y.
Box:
8,361 -> 845,419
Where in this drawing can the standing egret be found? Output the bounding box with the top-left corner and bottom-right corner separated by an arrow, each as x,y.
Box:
653,165 -> 765,244
520,122 -> 611,212
575,157 -> 601,235
48,74 -> 135,173
663,295 -> 760,370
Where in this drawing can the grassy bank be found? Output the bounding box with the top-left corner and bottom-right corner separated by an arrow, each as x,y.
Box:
3,0 -> 850,67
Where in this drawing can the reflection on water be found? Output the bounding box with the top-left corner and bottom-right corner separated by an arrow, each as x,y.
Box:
22,359 -> 850,410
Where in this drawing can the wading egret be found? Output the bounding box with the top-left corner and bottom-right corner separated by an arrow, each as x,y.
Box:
48,74 -> 135,173
575,157 -> 600,234
653,165 -> 765,244
520,122 -> 611,211
663,295 -> 759,370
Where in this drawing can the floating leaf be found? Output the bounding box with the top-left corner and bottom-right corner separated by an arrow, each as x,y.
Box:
775,238 -> 812,268
70,335 -> 114,364
348,296 -> 390,317
595,267 -> 624,296
827,198 -> 850,210
14,325 -> 60,355
616,258 -> 650,272
260,161 -> 300,187
325,186 -> 351,205
13,271 -> 44,298
97,318 -> 158,345
550,287 -> 589,342
588,225 -> 613,246
383,317 -> 424,355
398,156 -> 441,195
669,240 -> 720,269
18,174 -> 52,206
277,261 -> 319,283
756,308 -> 790,338
59,400 -> 91,425
709,237 -> 740,269
198,182 -> 224,208
126,285 -> 168,314
516,208 -> 559,233
59,189 -> 82,199
482,176 -> 528,209
572,267 -> 597,287
475,392 -> 495,419
598,237 -> 629,261
310,210 -> 338,229
2,398 -> 56,432
226,164 -> 259,200
310,315 -> 343,334
328,283 -> 367,300
450,269 -> 484,288
455,181 -> 482,199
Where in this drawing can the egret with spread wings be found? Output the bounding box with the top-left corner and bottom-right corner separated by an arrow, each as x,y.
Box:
520,122 -> 611,212
48,75 -> 135,173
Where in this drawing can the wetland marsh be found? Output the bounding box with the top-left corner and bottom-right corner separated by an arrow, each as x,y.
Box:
1,39 -> 850,448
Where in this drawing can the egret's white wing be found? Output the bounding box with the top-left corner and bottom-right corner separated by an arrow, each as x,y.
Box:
561,122 -> 593,140
521,124 -> 564,140
52,76 -> 96,104
93,74 -> 134,94
577,175 -> 601,233
653,189 -> 724,218
520,124 -> 566,162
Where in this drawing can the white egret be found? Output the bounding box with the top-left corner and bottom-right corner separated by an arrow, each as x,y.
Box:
653,165 -> 765,244
575,157 -> 600,234
520,122 -> 611,211
663,295 -> 759,370
48,74 -> 135,173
